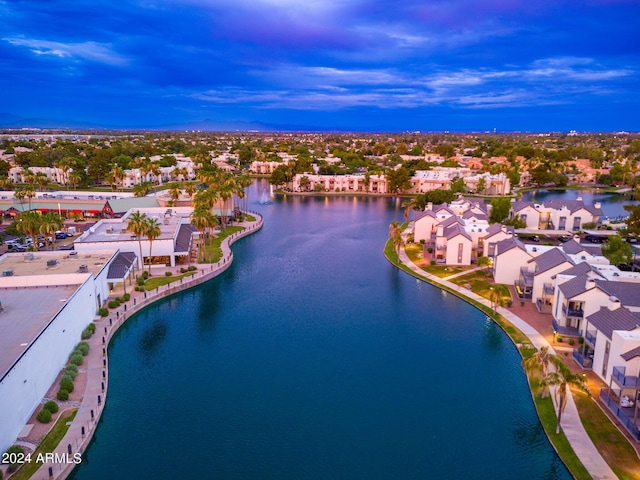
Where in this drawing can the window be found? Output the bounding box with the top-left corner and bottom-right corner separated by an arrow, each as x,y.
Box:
573,217 -> 581,231
457,243 -> 464,263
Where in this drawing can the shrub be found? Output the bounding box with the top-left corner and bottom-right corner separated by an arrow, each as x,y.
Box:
70,353 -> 84,366
142,271 -> 149,279
419,239 -> 425,244
188,265 -> 197,271
5,445 -> 24,455
180,267 -> 187,273
44,400 -> 59,413
556,335 -> 563,343
65,364 -> 78,379
87,323 -> 96,334
123,293 -> 131,301
568,338 -> 575,346
108,300 -> 119,309
165,271 -> 173,277
98,307 -> 109,317
60,378 -> 74,393
57,389 -> 69,401
136,277 -> 145,286
61,373 -> 74,385
76,342 -> 90,356
578,336 -> 584,344
430,260 -> 436,265
427,247 -> 433,253
36,408 -> 52,423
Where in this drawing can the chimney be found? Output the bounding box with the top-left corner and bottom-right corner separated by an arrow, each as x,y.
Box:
608,296 -> 621,310
594,202 -> 602,210
427,202 -> 433,211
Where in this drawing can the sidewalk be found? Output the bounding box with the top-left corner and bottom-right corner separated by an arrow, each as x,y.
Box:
396,246 -> 618,480
29,213 -> 263,480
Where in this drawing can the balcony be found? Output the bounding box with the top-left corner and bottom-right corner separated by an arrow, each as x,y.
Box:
600,389 -> 640,441
519,268 -> 534,287
562,304 -> 584,318
585,330 -> 597,346
552,318 -> 579,337
543,283 -> 554,295
572,348 -> 593,369
612,366 -> 640,388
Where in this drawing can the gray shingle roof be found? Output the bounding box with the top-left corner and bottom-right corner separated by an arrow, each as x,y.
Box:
528,248 -> 573,275
558,261 -> 602,277
594,280 -> 640,307
558,274 -> 592,299
495,237 -> 527,256
587,306 -> 640,339
542,199 -> 603,217
175,224 -> 198,252
562,239 -> 587,255
621,346 -> 640,361
107,197 -> 160,213
444,223 -> 472,241
511,200 -> 535,213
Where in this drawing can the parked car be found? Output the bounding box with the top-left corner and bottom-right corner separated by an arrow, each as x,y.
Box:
618,263 -> 633,271
55,231 -> 67,239
558,235 -> 572,243
585,235 -> 604,243
56,243 -> 74,251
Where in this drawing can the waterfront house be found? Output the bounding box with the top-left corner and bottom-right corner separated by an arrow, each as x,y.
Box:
492,237 -> 532,288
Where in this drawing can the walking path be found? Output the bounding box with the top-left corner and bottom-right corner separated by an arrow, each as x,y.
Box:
28,213 -> 263,480
396,246 -> 617,480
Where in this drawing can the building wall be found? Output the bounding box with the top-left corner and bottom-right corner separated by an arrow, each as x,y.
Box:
75,239 -> 176,268
0,278 -> 97,453
531,263 -> 573,305
444,237 -> 472,265
413,216 -> 438,243
494,249 -> 531,286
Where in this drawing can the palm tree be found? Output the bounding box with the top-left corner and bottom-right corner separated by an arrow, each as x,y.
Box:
39,212 -> 64,250
185,183 -> 196,201
191,204 -> 217,262
133,181 -> 153,197
35,172 -> 48,192
23,185 -> 36,211
110,165 -> 124,191
69,171 -> 81,191
145,218 -> 161,274
522,346 -> 551,397
14,188 -> 27,210
541,357 -> 590,434
127,211 -> 148,270
16,211 -> 42,251
401,197 -> 420,222
388,221 -> 404,262
169,186 -> 182,204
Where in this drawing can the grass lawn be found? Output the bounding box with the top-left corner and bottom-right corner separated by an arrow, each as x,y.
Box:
574,394 -> 640,480
199,226 -> 245,263
449,270 -> 512,305
144,271 -> 196,290
10,408 -> 78,480
528,379 -> 591,480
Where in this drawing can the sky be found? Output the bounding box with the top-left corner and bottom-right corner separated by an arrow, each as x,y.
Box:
1,0 -> 639,132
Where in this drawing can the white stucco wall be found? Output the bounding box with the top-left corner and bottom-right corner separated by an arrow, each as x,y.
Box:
0,278 -> 97,453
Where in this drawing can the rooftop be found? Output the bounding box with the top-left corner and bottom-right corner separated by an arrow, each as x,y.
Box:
0,249 -> 117,278
0,284 -> 84,380
75,207 -> 192,244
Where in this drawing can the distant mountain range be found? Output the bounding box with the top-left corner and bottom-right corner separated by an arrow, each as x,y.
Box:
0,113 -> 337,132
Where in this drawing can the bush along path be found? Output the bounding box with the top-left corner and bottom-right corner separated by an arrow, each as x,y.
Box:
29,212 -> 263,480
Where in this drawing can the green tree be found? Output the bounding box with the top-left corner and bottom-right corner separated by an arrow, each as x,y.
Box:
388,221 -> 404,262
476,177 -> 486,194
624,204 -> 640,235
270,164 -> 292,187
386,167 -> 412,193
423,189 -> 455,205
450,177 -> 466,194
145,218 -> 161,274
541,357 -> 590,434
127,211 -> 148,269
489,197 -> 512,224
601,235 -> 632,266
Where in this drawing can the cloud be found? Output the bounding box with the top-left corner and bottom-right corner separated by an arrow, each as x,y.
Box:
3,37 -> 128,66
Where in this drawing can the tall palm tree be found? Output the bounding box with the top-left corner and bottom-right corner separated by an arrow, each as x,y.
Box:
191,204 -> 217,262
522,346 -> 551,397
110,165 -> 124,191
23,185 -> 36,211
401,197 -> 420,222
40,212 -> 64,250
145,218 -> 161,274
541,357 -> 590,434
14,188 -> 26,210
388,221 -> 404,262
69,171 -> 81,191
35,172 -> 49,192
169,186 -> 182,203
127,211 -> 148,269
16,211 -> 42,251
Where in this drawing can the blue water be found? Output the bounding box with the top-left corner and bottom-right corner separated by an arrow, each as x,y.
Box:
521,188 -> 638,219
70,181 -> 570,480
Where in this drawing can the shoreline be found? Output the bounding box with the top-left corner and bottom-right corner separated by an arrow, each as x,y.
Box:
27,213 -> 263,480
384,240 -> 618,480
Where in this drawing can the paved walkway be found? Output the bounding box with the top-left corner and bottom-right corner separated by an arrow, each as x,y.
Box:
396,246 -> 618,480
29,213 -> 263,480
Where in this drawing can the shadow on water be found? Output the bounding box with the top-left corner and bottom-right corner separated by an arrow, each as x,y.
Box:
137,317 -> 168,358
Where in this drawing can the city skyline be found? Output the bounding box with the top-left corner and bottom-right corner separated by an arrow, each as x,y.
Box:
1,0 -> 639,132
